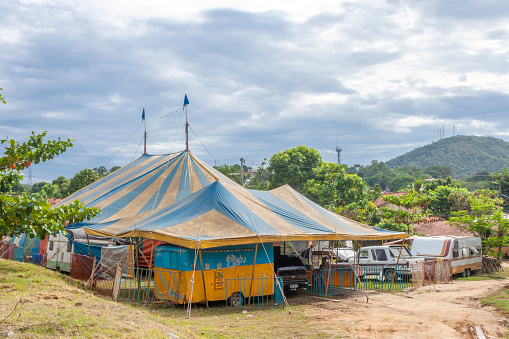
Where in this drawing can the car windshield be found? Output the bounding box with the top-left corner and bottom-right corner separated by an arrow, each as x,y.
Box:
389,246 -> 412,258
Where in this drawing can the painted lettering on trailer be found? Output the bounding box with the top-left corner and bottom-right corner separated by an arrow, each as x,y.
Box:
226,254 -> 247,268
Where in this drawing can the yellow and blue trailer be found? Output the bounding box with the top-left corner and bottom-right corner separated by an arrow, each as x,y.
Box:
153,243 -> 278,305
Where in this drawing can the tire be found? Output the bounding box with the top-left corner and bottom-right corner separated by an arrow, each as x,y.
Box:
384,269 -> 398,282
56,266 -> 61,273
462,270 -> 467,278
466,268 -> 471,277
229,292 -> 244,307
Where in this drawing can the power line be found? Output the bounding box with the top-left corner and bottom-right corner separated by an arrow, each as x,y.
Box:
189,125 -> 216,164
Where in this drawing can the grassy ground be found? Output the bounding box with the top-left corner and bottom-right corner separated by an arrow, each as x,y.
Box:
455,267 -> 509,282
476,266 -> 509,316
0,259 -> 332,338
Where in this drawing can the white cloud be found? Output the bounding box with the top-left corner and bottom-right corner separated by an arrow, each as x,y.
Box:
2,0 -> 509,181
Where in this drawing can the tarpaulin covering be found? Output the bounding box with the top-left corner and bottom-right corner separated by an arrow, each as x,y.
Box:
51,151 -> 405,248
63,152 -> 406,248
140,239 -> 165,267
74,242 -> 103,261
55,152 -> 220,224
40,236 -> 48,258
71,253 -> 95,281
99,245 -> 129,279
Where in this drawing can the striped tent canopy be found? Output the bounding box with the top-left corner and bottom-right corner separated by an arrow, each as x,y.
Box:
55,151 -> 233,224
73,151 -> 406,249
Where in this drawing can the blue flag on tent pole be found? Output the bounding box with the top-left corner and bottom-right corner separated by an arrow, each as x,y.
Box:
183,94 -> 189,109
142,108 -> 145,121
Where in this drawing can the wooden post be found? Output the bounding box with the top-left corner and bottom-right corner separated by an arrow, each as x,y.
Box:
89,257 -> 97,291
248,244 -> 259,301
198,249 -> 209,308
390,239 -> 405,291
145,241 -> 155,301
136,239 -> 142,290
86,233 -> 92,258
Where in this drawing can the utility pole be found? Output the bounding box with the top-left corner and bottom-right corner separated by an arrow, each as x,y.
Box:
28,166 -> 33,187
240,158 -> 245,186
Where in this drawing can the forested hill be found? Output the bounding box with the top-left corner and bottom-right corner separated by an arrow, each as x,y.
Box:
386,135 -> 509,178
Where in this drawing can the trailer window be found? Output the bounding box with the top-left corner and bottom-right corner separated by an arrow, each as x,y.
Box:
67,242 -> 72,252
49,241 -> 54,251
359,250 -> 369,259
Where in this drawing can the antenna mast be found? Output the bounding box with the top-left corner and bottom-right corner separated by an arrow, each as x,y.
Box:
335,134 -> 342,165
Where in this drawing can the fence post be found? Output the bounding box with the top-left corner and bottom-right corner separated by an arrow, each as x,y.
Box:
198,250 -> 209,308
112,265 -> 122,301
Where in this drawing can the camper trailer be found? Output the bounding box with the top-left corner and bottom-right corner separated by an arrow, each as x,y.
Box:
45,233 -> 74,272
409,236 -> 482,277
154,243 -> 278,306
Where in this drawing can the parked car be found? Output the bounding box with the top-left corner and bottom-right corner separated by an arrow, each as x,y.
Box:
273,246 -> 308,294
348,245 -> 424,281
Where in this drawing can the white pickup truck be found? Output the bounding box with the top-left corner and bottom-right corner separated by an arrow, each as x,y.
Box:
348,245 -> 424,281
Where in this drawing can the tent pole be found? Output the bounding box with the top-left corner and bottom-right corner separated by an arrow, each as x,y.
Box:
86,233 -> 92,258
143,109 -> 147,155
185,105 -> 189,152
248,244 -> 259,302
325,241 -> 334,296
198,249 -> 209,308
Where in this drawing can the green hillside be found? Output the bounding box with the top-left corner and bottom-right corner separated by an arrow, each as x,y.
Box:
386,135 -> 509,178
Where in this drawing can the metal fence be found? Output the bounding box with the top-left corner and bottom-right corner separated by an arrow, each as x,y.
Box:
114,267 -> 182,304
225,276 -> 284,309
306,263 -> 423,296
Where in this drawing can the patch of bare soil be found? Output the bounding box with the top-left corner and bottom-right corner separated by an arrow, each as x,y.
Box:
303,278 -> 509,338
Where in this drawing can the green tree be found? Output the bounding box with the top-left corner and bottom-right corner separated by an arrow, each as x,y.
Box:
93,166 -> 108,177
388,175 -> 415,192
423,165 -> 454,179
110,166 -> 121,173
214,164 -> 241,184
52,176 -> 70,197
31,181 -> 48,194
40,183 -> 61,198
425,186 -> 469,218
449,191 -> 509,258
305,162 -> 377,209
69,169 -> 101,195
268,145 -> 322,191
0,132 -> 100,238
0,88 -> 5,104
421,177 -> 460,192
355,161 -> 393,190
489,168 -> 509,198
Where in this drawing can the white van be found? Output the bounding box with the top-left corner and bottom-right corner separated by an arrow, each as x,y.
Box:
409,236 -> 482,277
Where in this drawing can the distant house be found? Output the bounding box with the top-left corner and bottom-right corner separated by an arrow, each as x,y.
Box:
413,217 -> 473,237
373,192 -> 419,212
374,193 -> 471,236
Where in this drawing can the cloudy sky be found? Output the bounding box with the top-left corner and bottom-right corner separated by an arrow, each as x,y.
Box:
2,0 -> 509,183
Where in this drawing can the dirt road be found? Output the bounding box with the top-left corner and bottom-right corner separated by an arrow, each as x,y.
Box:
302,278 -> 509,338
